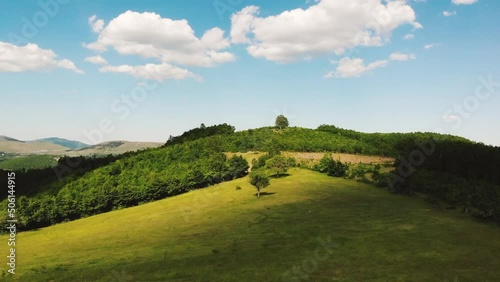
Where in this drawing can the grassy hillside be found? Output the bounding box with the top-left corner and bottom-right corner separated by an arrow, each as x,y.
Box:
0,155 -> 57,170
66,140 -> 162,156
0,140 -> 68,155
4,169 -> 500,281
28,137 -> 89,150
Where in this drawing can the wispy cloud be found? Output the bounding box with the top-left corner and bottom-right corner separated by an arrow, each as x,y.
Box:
452,0 -> 478,5
325,57 -> 388,78
390,52 -> 416,61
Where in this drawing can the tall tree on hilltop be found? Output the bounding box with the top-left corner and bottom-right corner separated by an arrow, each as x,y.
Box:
275,115 -> 289,130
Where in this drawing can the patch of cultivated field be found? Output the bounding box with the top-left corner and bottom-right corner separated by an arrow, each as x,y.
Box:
284,152 -> 394,165
3,169 -> 499,281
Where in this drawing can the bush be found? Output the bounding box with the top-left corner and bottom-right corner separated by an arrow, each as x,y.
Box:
313,154 -> 348,177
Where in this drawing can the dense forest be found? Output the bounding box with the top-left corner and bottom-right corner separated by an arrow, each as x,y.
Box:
0,138 -> 248,230
2,122 -> 499,231
0,155 -> 58,171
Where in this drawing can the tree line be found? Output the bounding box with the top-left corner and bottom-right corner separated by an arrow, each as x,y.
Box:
0,138 -> 248,231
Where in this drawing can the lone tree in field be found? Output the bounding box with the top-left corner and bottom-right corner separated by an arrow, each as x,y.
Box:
275,115 -> 289,130
249,170 -> 270,198
265,155 -> 290,178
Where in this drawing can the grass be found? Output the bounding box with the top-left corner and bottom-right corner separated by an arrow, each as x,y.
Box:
2,168 -> 500,281
0,141 -> 68,155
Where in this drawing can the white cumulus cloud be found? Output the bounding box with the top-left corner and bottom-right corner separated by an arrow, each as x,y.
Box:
84,11 -> 235,81
85,11 -> 234,67
443,11 -> 457,16
84,55 -> 108,65
88,15 -> 104,33
0,42 -> 83,74
230,0 -> 421,63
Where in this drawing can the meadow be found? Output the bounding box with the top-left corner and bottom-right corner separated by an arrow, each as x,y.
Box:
3,168 -> 499,281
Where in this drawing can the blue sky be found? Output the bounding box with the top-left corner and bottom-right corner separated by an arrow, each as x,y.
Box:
0,0 -> 499,145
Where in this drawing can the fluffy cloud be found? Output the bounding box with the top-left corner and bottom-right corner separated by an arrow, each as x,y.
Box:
0,42 -> 83,74
390,52 -> 416,61
99,63 -> 199,81
452,0 -> 478,5
325,57 -> 388,78
88,15 -> 104,33
230,0 -> 421,62
84,55 -> 108,65
85,11 -> 234,68
326,51 -> 416,78
443,11 -> 457,16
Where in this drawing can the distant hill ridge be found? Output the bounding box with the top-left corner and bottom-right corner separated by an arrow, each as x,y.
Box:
0,135 -> 23,142
28,137 -> 89,150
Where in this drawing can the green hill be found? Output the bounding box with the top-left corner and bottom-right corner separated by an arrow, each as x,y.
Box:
3,169 -> 500,281
2,124 -> 499,231
28,137 -> 89,150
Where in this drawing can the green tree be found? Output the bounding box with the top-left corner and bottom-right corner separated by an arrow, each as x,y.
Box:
249,170 -> 270,198
227,155 -> 249,179
265,155 -> 290,177
275,115 -> 289,130
313,153 -> 348,177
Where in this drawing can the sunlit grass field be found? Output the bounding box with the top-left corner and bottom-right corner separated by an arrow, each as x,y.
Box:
2,168 -> 500,281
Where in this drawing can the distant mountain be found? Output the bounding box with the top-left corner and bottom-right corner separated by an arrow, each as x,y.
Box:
0,139 -> 68,155
0,135 -> 23,142
0,134 -> 161,157
29,137 -> 89,150
65,140 -> 162,156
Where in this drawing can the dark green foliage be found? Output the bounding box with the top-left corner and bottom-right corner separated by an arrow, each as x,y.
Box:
313,154 -> 348,177
249,169 -> 270,197
0,154 -> 119,199
389,138 -> 500,225
265,155 -> 291,177
227,155 -> 249,179
0,155 -> 57,170
252,154 -> 273,170
165,123 -> 235,146
275,115 -> 289,130
1,138 -> 249,230
3,122 -> 499,230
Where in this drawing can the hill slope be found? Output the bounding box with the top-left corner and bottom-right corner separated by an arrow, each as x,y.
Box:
0,136 -> 22,142
28,137 -> 89,150
0,140 -> 68,155
66,140 -> 162,156
5,169 -> 500,281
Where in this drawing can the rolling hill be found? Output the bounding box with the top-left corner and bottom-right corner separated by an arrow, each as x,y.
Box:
4,169 -> 500,281
28,137 -> 89,150
0,135 -> 161,157
0,138 -> 69,155
66,140 -> 162,156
